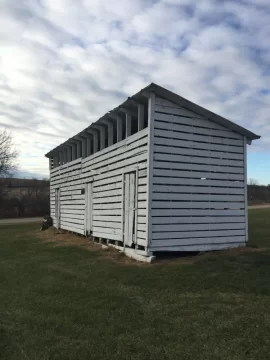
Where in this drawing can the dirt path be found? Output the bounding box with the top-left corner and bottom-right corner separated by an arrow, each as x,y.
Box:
249,204 -> 270,209
0,217 -> 42,225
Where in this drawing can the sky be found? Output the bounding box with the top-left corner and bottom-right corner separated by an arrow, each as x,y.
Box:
0,0 -> 269,183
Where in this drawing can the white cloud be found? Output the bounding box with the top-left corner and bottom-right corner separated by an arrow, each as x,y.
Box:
0,0 -> 269,178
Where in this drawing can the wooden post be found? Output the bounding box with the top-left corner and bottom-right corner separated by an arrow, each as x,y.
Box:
67,146 -> 72,162
76,141 -> 81,158
72,143 -> 76,160
107,121 -> 113,146
126,113 -> 132,137
86,137 -> 92,156
117,115 -> 122,142
93,131 -> 98,153
146,92 -> 155,252
138,104 -> 144,131
100,126 -> 105,150
81,138 -> 87,158
244,136 -> 248,243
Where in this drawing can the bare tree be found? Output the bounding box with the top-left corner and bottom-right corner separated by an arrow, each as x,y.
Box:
248,178 -> 259,186
0,129 -> 18,178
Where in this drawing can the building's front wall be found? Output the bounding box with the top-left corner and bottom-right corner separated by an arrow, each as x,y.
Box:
149,96 -> 247,252
50,128 -> 148,248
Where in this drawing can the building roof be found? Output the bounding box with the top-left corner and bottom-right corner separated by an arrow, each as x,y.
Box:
45,82 -> 260,157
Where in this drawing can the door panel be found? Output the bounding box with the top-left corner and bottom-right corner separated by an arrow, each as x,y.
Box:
123,172 -> 137,247
55,188 -> 60,229
85,182 -> 93,236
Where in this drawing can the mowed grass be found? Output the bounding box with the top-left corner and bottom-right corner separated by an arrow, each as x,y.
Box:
1,209 -> 270,360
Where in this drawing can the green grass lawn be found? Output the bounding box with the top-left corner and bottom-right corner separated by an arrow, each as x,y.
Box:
1,209 -> 270,360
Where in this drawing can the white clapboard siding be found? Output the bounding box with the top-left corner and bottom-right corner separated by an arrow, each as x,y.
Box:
50,129 -> 149,248
154,145 -> 244,160
153,169 -> 244,181
154,153 -> 243,167
153,177 -> 244,188
152,222 -> 245,232
152,216 -> 245,224
151,237 -> 245,248
149,96 -> 246,252
154,117 -> 243,140
155,137 -> 243,154
152,229 -> 245,240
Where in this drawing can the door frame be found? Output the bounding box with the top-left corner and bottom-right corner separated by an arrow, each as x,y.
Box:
84,181 -> 93,236
55,188 -> 60,229
121,167 -> 139,249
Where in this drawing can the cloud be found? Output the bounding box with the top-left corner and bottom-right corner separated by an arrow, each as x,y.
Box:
0,0 -> 269,177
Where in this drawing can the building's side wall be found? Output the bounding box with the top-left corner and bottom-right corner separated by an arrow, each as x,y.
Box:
50,128 -> 148,246
149,96 -> 246,252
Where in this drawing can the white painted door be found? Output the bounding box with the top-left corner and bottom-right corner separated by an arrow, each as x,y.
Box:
55,188 -> 60,229
123,172 -> 136,247
85,182 -> 93,236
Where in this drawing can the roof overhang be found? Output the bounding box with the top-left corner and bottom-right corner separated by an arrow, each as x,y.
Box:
45,82 -> 260,157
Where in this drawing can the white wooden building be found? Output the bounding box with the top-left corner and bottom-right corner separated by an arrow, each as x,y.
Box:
45,83 -> 260,259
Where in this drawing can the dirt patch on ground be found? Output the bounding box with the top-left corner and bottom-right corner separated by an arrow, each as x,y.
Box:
34,227 -> 144,266
33,227 -> 268,266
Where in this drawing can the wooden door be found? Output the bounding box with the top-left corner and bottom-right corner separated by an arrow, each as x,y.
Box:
55,188 -> 60,229
85,182 -> 93,236
123,172 -> 137,247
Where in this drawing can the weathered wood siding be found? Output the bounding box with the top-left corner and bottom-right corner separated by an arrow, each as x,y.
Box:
149,97 -> 246,251
50,129 -> 148,246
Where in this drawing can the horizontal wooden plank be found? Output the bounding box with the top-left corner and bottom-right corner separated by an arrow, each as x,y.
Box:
150,237 -> 246,249
152,222 -> 245,232
92,231 -> 121,241
154,145 -> 244,161
154,137 -> 244,154
152,185 -> 244,195
82,127 -> 148,164
93,189 -> 122,198
60,199 -> 85,205
92,209 -> 122,216
152,229 -> 245,240
93,196 -> 122,204
155,129 -> 242,147
152,193 -> 244,202
83,136 -> 148,171
137,224 -> 147,232
60,194 -> 84,200
61,217 -> 85,225
152,201 -> 245,210
93,226 -> 121,235
154,106 -> 240,135
93,221 -> 122,229
137,231 -> 146,239
82,151 -> 148,176
154,160 -> 243,174
50,158 -> 82,175
60,224 -> 85,235
154,118 -> 243,140
60,213 -> 85,220
153,169 -> 244,181
93,175 -> 122,187
153,177 -> 244,188
154,153 -> 243,168
93,203 -> 122,210
60,204 -> 85,210
155,102 -> 203,120
59,209 -> 84,215
151,215 -> 245,224
93,181 -> 122,192
61,221 -> 84,231
93,215 -> 122,222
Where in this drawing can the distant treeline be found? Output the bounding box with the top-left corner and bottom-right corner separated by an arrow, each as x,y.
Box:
248,185 -> 270,205
0,178 -> 50,218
